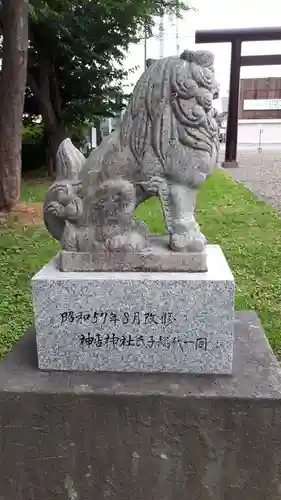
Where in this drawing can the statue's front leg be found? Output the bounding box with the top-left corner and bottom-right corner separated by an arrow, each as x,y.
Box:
159,182 -> 206,252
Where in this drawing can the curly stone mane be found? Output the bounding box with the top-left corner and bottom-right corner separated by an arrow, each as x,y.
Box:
120,50 -> 219,171
44,49 -> 220,256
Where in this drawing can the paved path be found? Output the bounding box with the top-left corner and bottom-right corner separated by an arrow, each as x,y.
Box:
219,150 -> 281,212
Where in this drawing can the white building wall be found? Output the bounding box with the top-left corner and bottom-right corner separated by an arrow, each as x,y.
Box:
238,119 -> 281,145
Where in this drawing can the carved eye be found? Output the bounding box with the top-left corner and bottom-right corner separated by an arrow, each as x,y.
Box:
171,92 -> 178,100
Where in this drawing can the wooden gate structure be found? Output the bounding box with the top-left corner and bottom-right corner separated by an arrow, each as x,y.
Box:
195,27 -> 281,166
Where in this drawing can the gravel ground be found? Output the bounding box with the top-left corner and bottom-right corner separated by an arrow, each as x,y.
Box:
220,150 -> 281,212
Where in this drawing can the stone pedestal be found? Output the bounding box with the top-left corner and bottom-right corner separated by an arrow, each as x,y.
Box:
32,245 -> 235,374
1,313 -> 281,500
59,235 -> 208,272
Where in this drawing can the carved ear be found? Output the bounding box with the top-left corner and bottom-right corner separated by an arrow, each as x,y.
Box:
146,58 -> 157,68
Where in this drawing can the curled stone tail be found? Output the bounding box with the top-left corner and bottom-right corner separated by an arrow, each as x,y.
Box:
56,138 -> 86,181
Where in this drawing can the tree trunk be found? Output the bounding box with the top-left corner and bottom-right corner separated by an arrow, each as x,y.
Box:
27,55 -> 67,175
48,126 -> 68,170
0,0 -> 29,211
46,145 -> 56,179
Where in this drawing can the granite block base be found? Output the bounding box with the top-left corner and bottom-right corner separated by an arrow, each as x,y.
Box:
59,236 -> 207,272
1,313 -> 281,500
32,245 -> 235,374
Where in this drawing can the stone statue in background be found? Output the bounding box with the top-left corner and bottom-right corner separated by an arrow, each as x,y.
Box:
44,49 -> 220,267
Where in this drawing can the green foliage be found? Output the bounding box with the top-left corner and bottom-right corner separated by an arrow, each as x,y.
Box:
21,121 -> 88,172
22,124 -> 47,172
67,123 -> 89,150
22,123 -> 44,140
25,0 -> 190,125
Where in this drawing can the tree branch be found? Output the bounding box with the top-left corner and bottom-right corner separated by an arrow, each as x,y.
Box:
27,71 -> 41,101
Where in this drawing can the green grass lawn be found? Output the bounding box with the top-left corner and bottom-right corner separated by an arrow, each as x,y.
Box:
1,170 -> 281,358
19,169 -> 51,203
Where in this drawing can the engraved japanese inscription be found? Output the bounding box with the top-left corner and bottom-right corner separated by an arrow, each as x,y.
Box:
58,309 -> 211,355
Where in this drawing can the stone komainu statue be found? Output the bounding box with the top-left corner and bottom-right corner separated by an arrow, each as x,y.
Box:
44,49 -> 220,254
